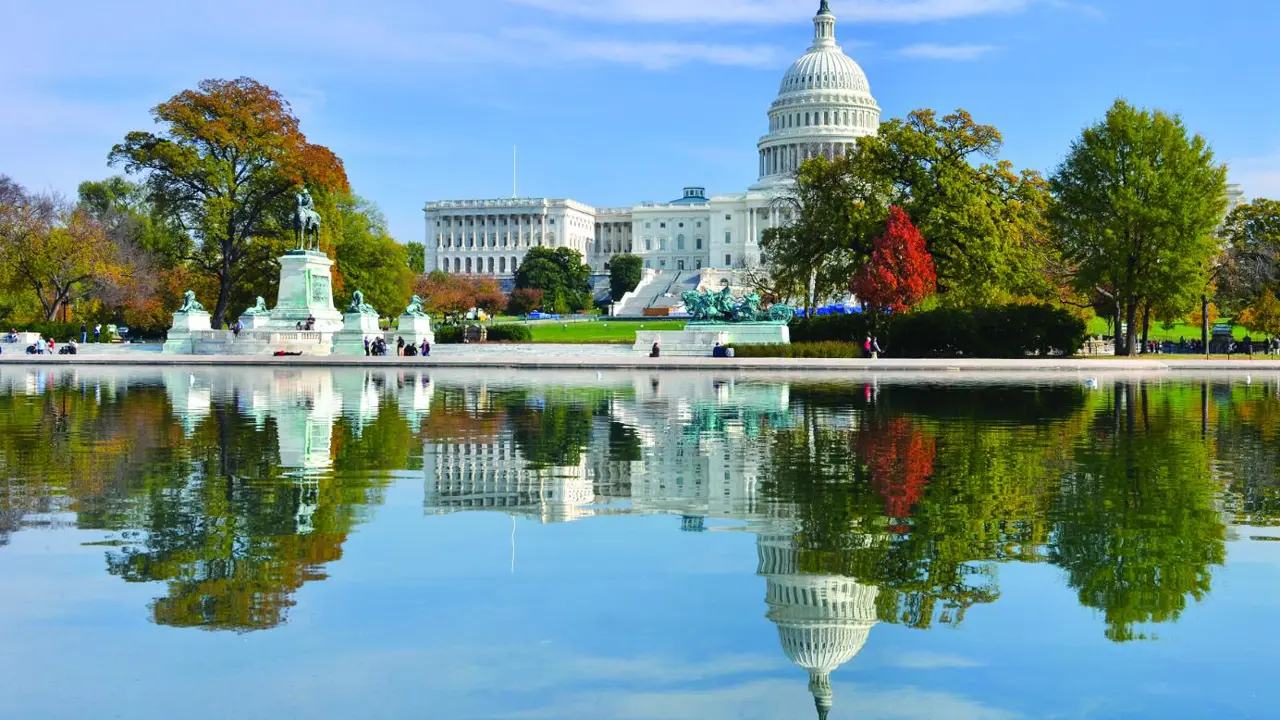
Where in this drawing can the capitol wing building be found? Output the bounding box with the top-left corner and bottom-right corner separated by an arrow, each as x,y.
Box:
423,1 -> 879,293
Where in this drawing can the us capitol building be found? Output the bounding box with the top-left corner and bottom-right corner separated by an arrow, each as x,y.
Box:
423,1 -> 880,280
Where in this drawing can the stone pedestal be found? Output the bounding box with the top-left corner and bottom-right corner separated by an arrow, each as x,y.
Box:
162,311 -> 212,354
238,313 -> 272,330
333,312 -> 383,356
633,323 -> 789,357
385,314 -> 435,351
268,250 -> 343,332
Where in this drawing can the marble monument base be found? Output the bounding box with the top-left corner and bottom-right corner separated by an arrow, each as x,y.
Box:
333,313 -> 383,356
633,323 -> 789,357
162,311 -> 212,354
269,250 -> 344,333
385,314 -> 435,351
238,313 -> 272,330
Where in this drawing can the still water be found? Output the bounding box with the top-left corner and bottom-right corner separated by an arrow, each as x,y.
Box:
1,366 -> 1278,719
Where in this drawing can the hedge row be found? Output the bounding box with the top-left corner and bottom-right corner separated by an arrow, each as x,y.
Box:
789,304 -> 1086,358
435,323 -> 534,344
728,341 -> 864,359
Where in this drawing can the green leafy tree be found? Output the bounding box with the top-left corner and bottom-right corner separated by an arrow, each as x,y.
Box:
763,154 -> 882,312
109,77 -> 349,326
513,246 -> 592,313
852,109 -> 1059,306
405,242 -> 425,274
606,253 -> 644,302
0,180 -> 121,322
332,195 -> 414,316
1050,100 -> 1227,355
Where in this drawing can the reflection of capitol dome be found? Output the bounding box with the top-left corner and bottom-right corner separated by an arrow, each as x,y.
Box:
758,532 -> 878,720
755,1 -> 881,188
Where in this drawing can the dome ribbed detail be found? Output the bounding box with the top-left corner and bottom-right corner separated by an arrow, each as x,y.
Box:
753,1 -> 881,189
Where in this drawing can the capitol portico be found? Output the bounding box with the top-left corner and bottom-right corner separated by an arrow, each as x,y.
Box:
423,1 -> 879,285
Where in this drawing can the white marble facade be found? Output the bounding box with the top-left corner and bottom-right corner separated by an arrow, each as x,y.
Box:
423,1 -> 879,278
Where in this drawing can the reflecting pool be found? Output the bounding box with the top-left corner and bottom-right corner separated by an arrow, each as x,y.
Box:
1,366 -> 1278,719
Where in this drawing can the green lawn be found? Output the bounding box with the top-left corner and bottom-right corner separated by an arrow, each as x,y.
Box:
1085,317 -> 1268,342
512,319 -> 687,344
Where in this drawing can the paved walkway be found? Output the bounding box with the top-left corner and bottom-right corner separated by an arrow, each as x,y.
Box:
5,346 -> 1280,373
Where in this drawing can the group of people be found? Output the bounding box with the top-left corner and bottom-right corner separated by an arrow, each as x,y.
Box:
365,336 -> 431,358
295,315 -> 317,331
18,336 -> 77,355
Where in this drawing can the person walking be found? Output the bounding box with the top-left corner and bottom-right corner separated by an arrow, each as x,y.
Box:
48,337 -> 55,355
396,337 -> 405,356
421,339 -> 430,357
93,324 -> 101,343
80,323 -> 87,343
35,336 -> 46,355
363,337 -> 371,356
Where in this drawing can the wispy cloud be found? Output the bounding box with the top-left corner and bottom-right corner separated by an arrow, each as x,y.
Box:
505,0 -> 1036,24
503,28 -> 784,70
890,651 -> 985,669
898,43 -> 998,60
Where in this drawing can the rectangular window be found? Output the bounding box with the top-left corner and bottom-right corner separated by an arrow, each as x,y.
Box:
725,231 -> 732,244
725,254 -> 732,266
725,214 -> 731,220
696,238 -> 703,250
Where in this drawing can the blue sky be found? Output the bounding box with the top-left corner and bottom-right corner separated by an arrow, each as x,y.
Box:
3,0 -> 1279,245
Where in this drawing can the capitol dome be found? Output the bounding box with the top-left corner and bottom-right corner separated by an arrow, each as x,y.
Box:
757,531 -> 879,720
754,1 -> 881,189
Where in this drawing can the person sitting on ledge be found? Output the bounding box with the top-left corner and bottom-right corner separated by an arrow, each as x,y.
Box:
650,341 -> 661,358
712,342 -> 726,358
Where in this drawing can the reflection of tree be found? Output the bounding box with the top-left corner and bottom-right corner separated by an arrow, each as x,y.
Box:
764,384 -> 1083,630
98,394 -> 403,632
1051,382 -> 1226,641
858,417 -> 935,523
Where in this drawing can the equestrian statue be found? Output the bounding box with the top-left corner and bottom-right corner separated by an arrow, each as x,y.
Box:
293,187 -> 323,252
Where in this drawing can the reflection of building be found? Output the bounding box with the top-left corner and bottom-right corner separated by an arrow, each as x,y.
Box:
757,528 -> 878,720
423,439 -> 597,523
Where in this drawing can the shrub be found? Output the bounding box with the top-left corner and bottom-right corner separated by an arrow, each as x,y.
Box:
727,342 -> 864,359
789,313 -> 870,343
486,324 -> 533,342
435,325 -> 463,344
888,304 -> 1086,358
435,323 -> 532,344
787,304 -> 1085,357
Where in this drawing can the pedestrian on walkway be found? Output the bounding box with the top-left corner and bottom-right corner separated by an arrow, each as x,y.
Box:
93,324 -> 101,342
396,337 -> 405,356
80,324 -> 87,343
421,339 -> 430,357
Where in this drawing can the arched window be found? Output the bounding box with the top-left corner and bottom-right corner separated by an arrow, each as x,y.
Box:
500,257 -> 507,274
677,234 -> 685,250
805,113 -> 810,126
465,258 -> 472,274
511,256 -> 518,272
487,257 -> 494,274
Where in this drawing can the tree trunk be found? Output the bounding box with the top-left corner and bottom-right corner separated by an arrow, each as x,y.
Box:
1141,303 -> 1151,353
1124,302 -> 1139,357
1200,293 -> 1210,357
1113,303 -> 1124,356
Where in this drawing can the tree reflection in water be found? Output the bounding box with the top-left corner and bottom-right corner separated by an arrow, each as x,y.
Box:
0,369 -> 1275,713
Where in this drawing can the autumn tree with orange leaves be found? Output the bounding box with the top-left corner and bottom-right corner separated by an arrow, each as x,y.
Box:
110,77 -> 349,326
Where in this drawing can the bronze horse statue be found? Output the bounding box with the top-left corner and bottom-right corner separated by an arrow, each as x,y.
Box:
293,188 -> 322,251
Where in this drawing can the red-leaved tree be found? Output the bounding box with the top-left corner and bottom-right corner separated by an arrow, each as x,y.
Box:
851,206 -> 937,314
